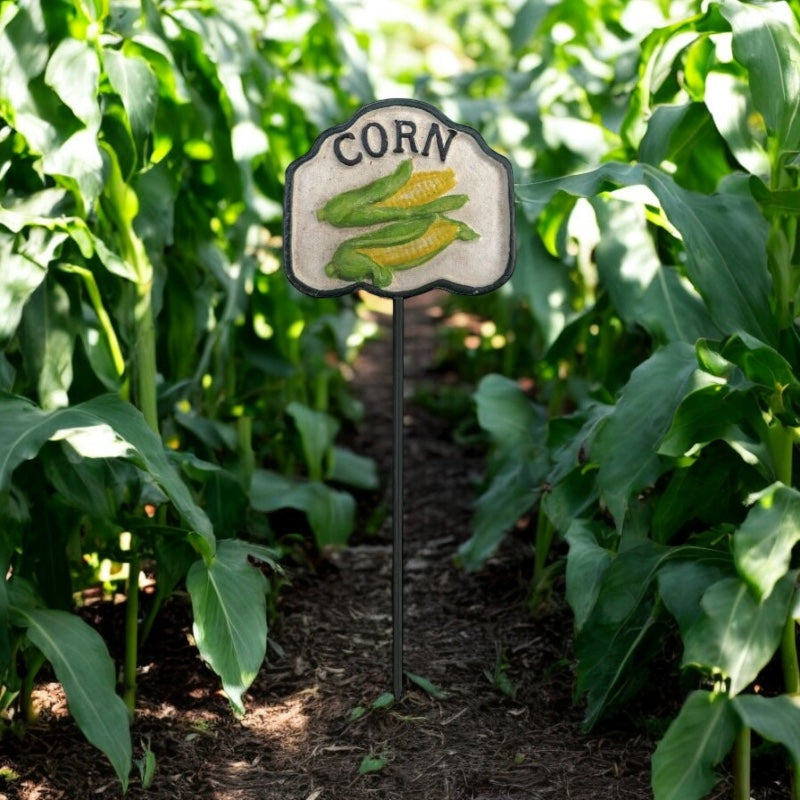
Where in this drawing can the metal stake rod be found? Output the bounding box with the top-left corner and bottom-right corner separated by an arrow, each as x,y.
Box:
392,296 -> 405,699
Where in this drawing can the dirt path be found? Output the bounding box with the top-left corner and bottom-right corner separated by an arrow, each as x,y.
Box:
3,293 -> 661,800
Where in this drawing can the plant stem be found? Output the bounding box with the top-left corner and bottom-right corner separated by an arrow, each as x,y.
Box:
768,420 -> 800,797
733,724 -> 751,800
236,415 -> 255,488
122,544 -> 139,714
20,650 -> 46,725
530,509 -> 555,609
123,278 -> 160,714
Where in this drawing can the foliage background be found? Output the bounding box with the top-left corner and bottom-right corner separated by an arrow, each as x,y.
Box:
1,0 -> 799,798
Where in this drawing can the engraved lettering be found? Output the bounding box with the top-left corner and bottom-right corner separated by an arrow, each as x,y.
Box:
393,119 -> 418,154
333,132 -> 362,166
361,122 -> 388,158
421,123 -> 457,162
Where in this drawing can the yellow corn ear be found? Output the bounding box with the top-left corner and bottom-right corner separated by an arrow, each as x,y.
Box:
374,168 -> 457,209
356,217 -> 460,269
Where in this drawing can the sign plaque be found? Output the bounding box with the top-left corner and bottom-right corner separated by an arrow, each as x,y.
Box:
284,98 -> 515,298
284,99 -> 515,698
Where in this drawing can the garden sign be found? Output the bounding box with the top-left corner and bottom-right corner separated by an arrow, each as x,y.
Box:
284,98 -> 515,697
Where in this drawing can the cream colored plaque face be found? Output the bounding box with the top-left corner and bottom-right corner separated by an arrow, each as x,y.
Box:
284,100 -> 515,298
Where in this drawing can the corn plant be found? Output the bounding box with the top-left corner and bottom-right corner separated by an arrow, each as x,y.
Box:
443,0 -> 800,796
0,0 -> 376,786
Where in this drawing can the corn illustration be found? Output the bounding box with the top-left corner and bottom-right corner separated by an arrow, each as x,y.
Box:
325,214 -> 479,288
317,158 -> 468,227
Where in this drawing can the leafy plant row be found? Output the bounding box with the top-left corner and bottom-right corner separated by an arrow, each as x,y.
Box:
444,0 -> 800,797
0,0 -> 381,787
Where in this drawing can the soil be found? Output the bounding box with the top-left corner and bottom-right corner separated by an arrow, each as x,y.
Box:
0,293 -> 784,799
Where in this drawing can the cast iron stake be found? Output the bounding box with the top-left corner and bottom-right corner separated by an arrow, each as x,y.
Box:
392,296 -> 404,699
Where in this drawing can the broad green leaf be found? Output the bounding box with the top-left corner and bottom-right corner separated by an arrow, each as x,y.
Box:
250,470 -> 355,548
287,402 -> 338,482
643,169 -> 774,344
732,694 -> 800,765
657,558 -> 732,636
186,539 -> 268,714
458,457 -> 542,571
705,69 -> 769,177
328,446 -> 379,490
734,483 -> 800,601
682,571 -> 795,695
639,102 -> 732,193
565,520 -> 614,632
594,342 -> 698,526
651,448 -> 759,543
518,164 -> 775,343
0,240 -> 47,343
511,227 -> 575,348
575,541 -> 671,729
102,47 -> 158,158
652,690 -> 738,800
44,38 -> 101,131
0,393 -> 215,551
593,198 -> 718,343
720,332 -> 800,396
658,383 -> 772,476
473,374 -> 545,452
459,374 -> 549,569
19,277 -> 74,409
10,605 -> 131,789
516,162 -> 645,220
722,0 -> 800,154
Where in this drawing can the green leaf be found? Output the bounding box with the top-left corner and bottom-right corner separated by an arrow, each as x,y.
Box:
705,70 -> 769,177
594,342 -> 699,526
287,402 -> 338,482
44,37 -> 101,130
732,694 -> 800,766
459,456 -> 541,571
474,374 -> 544,452
652,690 -> 738,800
565,520 -> 614,632
0,393 -> 215,552
734,483 -> 800,601
575,541 -> 672,729
328,446 -> 379,490
405,671 -> 448,699
358,755 -> 387,775
658,382 -> 772,477
594,198 -> 719,344
682,571 -> 796,695
250,470 -> 355,548
639,102 -> 733,192
657,558 -> 732,636
722,0 -> 800,154
371,692 -> 395,709
651,449 -> 758,543
10,606 -> 131,789
0,236 -> 48,343
186,539 -> 268,714
643,169 -> 774,344
102,47 -> 158,159
19,276 -> 75,409
458,374 -> 548,569
519,163 -> 775,343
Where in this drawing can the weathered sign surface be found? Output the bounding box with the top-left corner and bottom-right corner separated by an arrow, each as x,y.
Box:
284,99 -> 515,298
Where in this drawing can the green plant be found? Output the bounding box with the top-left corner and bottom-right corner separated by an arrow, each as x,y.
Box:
422,0 -> 800,796
0,0 -> 376,785
455,0 -> 800,797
